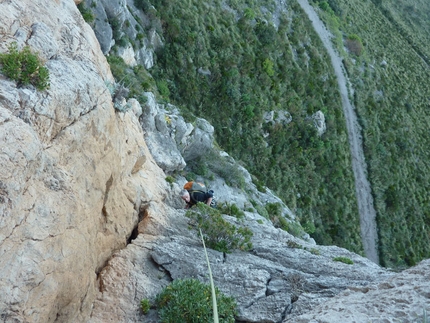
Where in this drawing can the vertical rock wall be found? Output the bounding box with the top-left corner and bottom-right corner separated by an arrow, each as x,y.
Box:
0,0 -> 167,322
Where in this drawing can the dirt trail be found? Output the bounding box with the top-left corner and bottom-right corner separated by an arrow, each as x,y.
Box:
296,0 -> 380,264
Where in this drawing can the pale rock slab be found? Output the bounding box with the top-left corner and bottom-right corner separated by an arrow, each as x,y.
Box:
0,0 -> 166,322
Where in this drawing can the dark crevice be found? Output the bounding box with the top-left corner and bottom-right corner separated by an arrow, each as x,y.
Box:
265,276 -> 272,296
101,205 -> 108,219
127,204 -> 149,244
150,258 -> 174,282
103,175 -> 114,206
280,304 -> 293,322
97,272 -> 105,293
95,254 -> 113,293
127,225 -> 139,244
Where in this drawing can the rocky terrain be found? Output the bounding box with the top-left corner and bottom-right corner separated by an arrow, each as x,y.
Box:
0,0 -> 429,322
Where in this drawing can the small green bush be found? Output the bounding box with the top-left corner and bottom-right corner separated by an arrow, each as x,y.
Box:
286,240 -> 303,249
302,220 -> 316,234
309,248 -> 320,255
140,299 -> 150,314
333,256 -> 354,265
165,176 -> 175,184
77,2 -> 95,23
155,278 -> 237,323
156,79 -> 170,99
218,202 -> 245,219
262,58 -> 275,77
186,203 -> 253,253
346,34 -> 363,56
0,43 -> 50,91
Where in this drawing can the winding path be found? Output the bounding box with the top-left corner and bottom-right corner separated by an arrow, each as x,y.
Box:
296,0 -> 380,264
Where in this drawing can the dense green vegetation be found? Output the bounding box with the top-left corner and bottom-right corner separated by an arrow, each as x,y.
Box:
186,203 -> 253,253
138,0 -> 362,254
311,0 -> 430,267
155,278 -> 237,322
0,42 -> 50,91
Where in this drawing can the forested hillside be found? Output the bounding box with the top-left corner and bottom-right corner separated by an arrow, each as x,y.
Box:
311,0 -> 430,267
99,0 -> 430,267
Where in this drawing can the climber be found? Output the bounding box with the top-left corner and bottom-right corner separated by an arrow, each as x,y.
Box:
181,181 -> 215,209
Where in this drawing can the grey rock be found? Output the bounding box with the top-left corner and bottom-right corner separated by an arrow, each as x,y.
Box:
180,118 -> 215,161
312,110 -> 326,136
140,92 -> 186,172
127,98 -> 142,118
284,259 -> 430,322
148,210 -> 393,323
91,3 -> 113,54
27,22 -> 59,60
263,110 -> 292,125
276,110 -> 292,124
147,29 -> 163,51
174,117 -> 194,146
117,43 -> 137,66
263,110 -> 275,123
136,41 -> 154,69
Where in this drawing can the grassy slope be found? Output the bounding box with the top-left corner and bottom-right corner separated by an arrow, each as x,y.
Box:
314,0 -> 430,267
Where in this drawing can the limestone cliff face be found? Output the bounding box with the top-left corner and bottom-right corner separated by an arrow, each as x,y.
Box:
0,0 -> 167,322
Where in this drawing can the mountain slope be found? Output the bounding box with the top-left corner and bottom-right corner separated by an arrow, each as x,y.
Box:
312,0 -> 430,267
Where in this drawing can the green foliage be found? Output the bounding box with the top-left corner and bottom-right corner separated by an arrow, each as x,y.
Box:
309,248 -> 320,255
0,43 -> 50,91
106,55 -> 155,104
265,202 -> 303,236
156,79 -> 170,99
243,8 -> 256,20
286,240 -> 303,249
314,0 -> 430,268
218,202 -> 245,219
262,58 -> 275,77
333,256 -> 354,265
301,220 -> 316,234
346,34 -> 363,56
319,1 -> 330,11
165,176 -> 175,184
186,203 -> 253,253
155,278 -> 237,323
77,2 -> 95,23
134,0 -> 152,12
140,299 -> 150,314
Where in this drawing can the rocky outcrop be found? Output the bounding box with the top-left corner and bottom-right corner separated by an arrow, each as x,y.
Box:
150,213 -> 392,322
312,110 -> 326,136
285,259 -> 430,323
0,0 -> 166,322
80,0 -> 163,68
140,92 -> 216,172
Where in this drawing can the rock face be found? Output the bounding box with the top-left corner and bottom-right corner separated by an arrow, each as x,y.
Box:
149,213 -> 392,323
80,0 -> 163,68
0,0 -> 166,322
284,259 -> 430,323
139,92 -> 216,172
